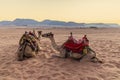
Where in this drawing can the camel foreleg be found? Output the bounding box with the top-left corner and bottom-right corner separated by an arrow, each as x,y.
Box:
88,47 -> 103,63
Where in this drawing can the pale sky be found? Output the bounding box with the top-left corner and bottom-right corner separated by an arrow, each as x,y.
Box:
0,0 -> 120,24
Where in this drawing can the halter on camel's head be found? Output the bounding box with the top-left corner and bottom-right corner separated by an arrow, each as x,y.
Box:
38,31 -> 42,36
42,32 -> 54,38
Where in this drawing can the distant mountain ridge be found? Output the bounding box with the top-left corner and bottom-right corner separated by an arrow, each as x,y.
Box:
0,18 -> 119,28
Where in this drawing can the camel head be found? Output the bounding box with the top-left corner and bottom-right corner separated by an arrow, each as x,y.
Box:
42,32 -> 54,38
37,31 -> 42,38
38,31 -> 42,35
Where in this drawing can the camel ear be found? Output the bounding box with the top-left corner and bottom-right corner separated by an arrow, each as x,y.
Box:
70,32 -> 73,36
33,29 -> 35,34
49,32 -> 54,37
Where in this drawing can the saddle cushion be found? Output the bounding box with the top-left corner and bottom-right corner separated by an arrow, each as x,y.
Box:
63,36 -> 89,53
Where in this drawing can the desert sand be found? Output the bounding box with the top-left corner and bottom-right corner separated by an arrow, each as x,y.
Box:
0,27 -> 120,80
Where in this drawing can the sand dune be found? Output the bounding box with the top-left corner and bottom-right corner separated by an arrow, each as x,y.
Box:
0,28 -> 120,80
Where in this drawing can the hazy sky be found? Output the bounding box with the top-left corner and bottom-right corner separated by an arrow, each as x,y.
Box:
0,0 -> 120,23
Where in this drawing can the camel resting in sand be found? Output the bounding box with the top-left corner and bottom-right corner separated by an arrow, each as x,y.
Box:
42,32 -> 102,63
17,30 -> 42,61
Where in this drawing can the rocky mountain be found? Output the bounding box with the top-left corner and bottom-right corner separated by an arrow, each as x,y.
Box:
0,18 -> 119,28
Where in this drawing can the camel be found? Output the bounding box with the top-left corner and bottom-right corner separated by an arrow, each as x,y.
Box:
42,32 -> 102,63
17,30 -> 42,61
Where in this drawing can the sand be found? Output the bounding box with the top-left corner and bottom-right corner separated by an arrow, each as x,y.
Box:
0,28 -> 120,80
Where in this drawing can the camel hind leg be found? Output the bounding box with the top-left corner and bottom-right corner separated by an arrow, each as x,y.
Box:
17,44 -> 27,61
17,44 -> 36,61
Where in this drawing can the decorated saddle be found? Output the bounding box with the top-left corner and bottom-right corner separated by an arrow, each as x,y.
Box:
19,31 -> 38,51
63,33 -> 89,53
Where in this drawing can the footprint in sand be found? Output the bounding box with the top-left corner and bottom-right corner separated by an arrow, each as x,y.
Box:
52,73 -> 61,78
61,72 -> 70,77
26,70 -> 35,74
109,61 -> 120,68
49,67 -> 59,71
58,76 -> 66,79
103,63 -> 115,68
37,76 -> 51,80
117,71 -> 120,74
87,77 -> 99,80
99,73 -> 106,79
44,63 -> 58,69
79,77 -> 87,80
0,77 -> 16,80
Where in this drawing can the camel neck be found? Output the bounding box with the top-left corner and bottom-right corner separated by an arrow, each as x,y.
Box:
49,37 -> 59,51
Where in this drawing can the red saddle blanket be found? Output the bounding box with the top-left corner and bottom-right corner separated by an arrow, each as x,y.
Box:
63,35 -> 89,53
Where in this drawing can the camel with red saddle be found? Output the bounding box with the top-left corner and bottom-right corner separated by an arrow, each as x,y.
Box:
42,32 -> 102,63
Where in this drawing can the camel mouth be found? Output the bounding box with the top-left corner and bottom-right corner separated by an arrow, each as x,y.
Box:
38,31 -> 42,35
42,34 -> 46,37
